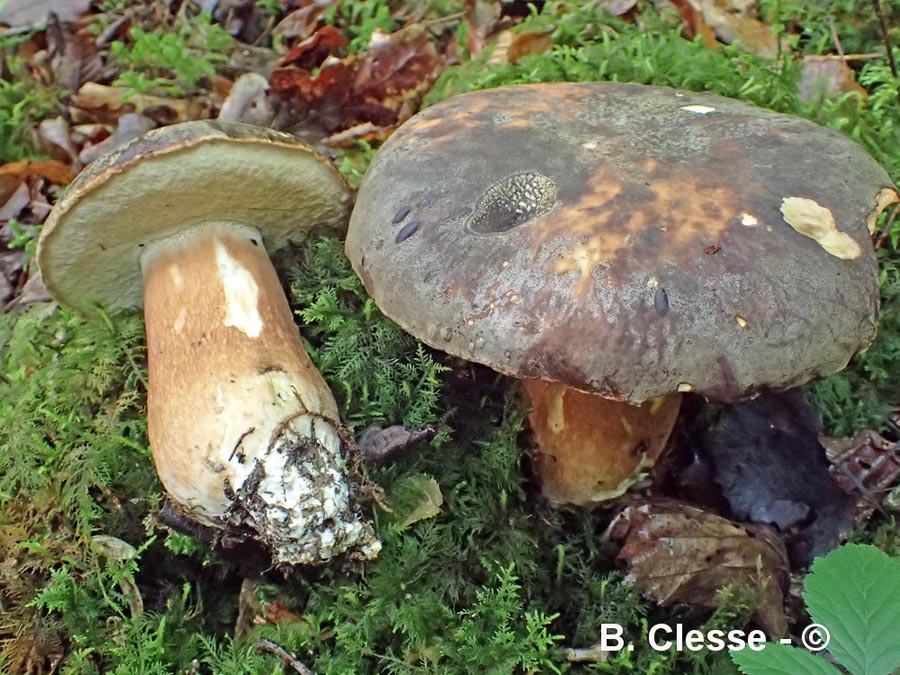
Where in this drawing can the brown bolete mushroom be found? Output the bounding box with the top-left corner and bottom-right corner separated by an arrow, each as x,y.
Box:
38,120 -> 380,564
345,82 -> 898,506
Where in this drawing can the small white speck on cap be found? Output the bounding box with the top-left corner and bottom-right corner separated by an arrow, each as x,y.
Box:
582,141 -> 598,150
679,104 -> 716,114
735,315 -> 748,328
677,383 -> 694,393
740,212 -> 759,227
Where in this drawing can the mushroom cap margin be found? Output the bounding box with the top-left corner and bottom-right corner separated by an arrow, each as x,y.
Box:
38,120 -> 353,314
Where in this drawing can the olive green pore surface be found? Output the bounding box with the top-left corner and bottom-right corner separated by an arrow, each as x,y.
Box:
38,120 -> 352,314
346,82 -> 895,405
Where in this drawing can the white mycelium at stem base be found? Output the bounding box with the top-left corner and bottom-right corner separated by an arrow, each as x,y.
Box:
141,221 -> 379,565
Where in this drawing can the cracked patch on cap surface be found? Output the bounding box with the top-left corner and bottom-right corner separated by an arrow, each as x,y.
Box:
347,82 -> 893,404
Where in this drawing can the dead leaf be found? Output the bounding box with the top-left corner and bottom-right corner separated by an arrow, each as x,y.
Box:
277,25 -> 348,70
798,56 -> 867,103
566,642 -> 611,663
464,0 -> 502,56
0,159 -> 74,209
5,267 -> 52,309
0,0 -> 91,27
486,29 -> 514,65
0,250 -> 21,305
78,113 -> 155,164
824,431 -> 900,523
271,25 -> 445,136
214,0 -> 268,44
359,424 -> 436,463
26,160 -> 77,185
606,500 -> 789,637
669,0 -> 782,59
0,160 -> 30,207
69,82 -> 205,124
38,116 -> 80,166
217,72 -> 273,126
599,0 -> 638,16
0,181 -> 30,222
257,600 -> 304,626
322,121 -> 388,147
236,579 -> 306,640
92,534 -> 143,617
666,0 -> 719,50
270,58 -> 363,131
25,180 -> 52,221
273,0 -> 333,41
44,12 -> 106,91
355,26 -> 444,105
867,187 -> 899,235
507,28 -> 554,64
691,390 -> 856,567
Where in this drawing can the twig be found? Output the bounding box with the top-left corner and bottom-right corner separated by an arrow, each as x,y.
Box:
228,427 -> 256,461
871,0 -> 900,104
810,52 -> 884,61
874,203 -> 900,249
256,639 -> 317,675
420,11 -> 466,30
828,15 -> 846,60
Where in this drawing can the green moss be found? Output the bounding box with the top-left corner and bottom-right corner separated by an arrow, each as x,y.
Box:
288,237 -> 449,431
4,1 -> 900,672
851,516 -> 900,558
0,44 -> 64,163
110,11 -> 232,97
0,306 -> 150,535
0,306 -> 158,669
425,5 -> 802,110
759,0 -> 900,56
809,247 -> 900,435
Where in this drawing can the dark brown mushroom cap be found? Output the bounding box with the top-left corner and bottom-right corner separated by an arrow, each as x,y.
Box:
38,120 -> 352,314
346,82 -> 897,404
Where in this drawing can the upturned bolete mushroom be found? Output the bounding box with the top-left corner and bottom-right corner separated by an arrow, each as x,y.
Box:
345,82 -> 898,506
38,120 -> 380,564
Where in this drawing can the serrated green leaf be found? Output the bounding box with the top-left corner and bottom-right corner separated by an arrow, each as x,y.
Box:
730,643 -> 842,675
804,544 -> 900,675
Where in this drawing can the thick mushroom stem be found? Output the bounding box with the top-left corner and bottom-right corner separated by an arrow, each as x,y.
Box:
523,379 -> 682,506
141,221 -> 379,565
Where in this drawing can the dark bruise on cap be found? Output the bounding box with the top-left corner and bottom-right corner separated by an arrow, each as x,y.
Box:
345,82 -> 897,404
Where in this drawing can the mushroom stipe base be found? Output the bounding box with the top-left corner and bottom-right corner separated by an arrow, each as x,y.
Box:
142,222 -> 379,564
36,120 -> 375,566
523,380 -> 682,506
